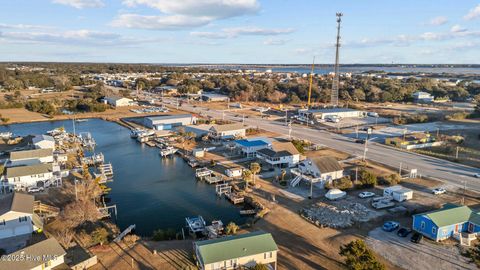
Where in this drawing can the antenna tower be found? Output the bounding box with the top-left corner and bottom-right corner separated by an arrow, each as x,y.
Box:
331,12 -> 343,107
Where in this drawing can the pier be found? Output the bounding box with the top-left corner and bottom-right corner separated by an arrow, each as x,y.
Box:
195,168 -> 212,178
81,152 -> 105,166
99,163 -> 114,177
225,192 -> 244,204
215,183 -> 231,196
204,174 -> 224,184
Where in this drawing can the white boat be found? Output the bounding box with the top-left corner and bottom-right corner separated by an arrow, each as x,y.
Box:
160,146 -> 178,157
0,132 -> 13,139
75,119 -> 88,123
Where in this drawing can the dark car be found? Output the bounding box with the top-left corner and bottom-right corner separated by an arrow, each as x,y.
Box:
397,228 -> 412,237
355,139 -> 366,144
410,232 -> 423,243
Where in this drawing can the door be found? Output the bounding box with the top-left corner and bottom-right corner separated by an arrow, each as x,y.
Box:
469,223 -> 475,233
455,224 -> 459,233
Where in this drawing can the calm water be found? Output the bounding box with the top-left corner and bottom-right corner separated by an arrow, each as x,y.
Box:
0,119 -> 244,235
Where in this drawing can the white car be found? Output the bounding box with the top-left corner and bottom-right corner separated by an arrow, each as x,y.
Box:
27,186 -> 44,193
474,173 -> 480,178
432,188 -> 446,195
358,191 -> 376,198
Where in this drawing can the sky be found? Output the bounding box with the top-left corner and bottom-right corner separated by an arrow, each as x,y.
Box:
0,0 -> 479,64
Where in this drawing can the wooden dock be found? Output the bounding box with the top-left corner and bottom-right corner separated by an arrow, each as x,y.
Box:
215,183 -> 231,196
225,192 -> 244,204
204,174 -> 223,184
99,163 -> 114,177
195,168 -> 212,178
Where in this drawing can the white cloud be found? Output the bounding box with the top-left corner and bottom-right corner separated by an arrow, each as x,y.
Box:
114,0 -> 260,30
450,24 -> 467,33
191,27 -> 294,39
0,23 -> 52,30
52,0 -> 105,9
111,14 -> 211,30
263,38 -> 289,45
464,4 -> 480,20
427,16 -> 448,26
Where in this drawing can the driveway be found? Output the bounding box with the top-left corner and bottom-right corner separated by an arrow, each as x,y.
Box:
366,227 -> 475,270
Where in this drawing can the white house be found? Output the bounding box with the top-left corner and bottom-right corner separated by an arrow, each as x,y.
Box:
225,167 -> 243,178
144,114 -> 196,130
9,148 -> 54,167
5,164 -> 55,190
32,135 -> 55,150
201,93 -> 229,102
234,137 -> 271,157
0,193 -> 36,244
413,91 -> 434,103
297,156 -> 344,186
0,238 -> 66,270
194,231 -> 278,270
104,96 -> 133,107
209,123 -> 246,140
256,142 -> 300,168
298,108 -> 366,120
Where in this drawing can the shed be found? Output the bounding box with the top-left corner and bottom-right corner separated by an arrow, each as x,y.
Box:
383,185 -> 413,202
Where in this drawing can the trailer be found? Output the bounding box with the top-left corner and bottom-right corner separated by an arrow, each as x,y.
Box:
383,186 -> 413,202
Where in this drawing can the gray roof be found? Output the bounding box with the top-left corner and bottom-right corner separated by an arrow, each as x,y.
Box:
32,134 -> 55,144
146,114 -> 193,121
257,142 -> 299,157
311,156 -> 343,173
10,148 -> 53,160
210,123 -> 246,132
0,238 -> 66,270
0,192 -> 34,216
6,163 -> 53,178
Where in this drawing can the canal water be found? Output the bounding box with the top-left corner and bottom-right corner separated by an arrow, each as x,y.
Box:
0,119 -> 245,236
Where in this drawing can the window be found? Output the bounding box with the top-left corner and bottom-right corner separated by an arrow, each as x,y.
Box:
432,227 -> 436,234
264,252 -> 273,259
19,216 -> 28,222
420,221 -> 425,230
0,220 -> 5,226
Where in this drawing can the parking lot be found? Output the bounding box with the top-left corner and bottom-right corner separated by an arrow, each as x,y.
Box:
367,227 -> 475,270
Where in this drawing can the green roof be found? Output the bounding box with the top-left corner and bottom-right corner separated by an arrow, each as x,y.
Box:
419,203 -> 480,228
195,231 -> 278,265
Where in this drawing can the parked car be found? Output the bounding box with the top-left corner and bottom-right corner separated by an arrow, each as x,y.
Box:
358,191 -> 375,198
397,228 -> 412,237
27,186 -> 44,193
432,188 -> 446,195
411,232 -> 423,243
382,221 -> 400,232
355,139 -> 366,144
474,173 -> 480,178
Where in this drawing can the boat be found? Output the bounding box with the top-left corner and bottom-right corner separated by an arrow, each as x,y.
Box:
0,132 -> 12,139
130,128 -> 145,138
205,220 -> 224,238
186,216 -> 206,235
160,146 -> 178,157
75,119 -> 88,123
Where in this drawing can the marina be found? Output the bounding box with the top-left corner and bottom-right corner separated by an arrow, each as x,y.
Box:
0,119 -> 245,235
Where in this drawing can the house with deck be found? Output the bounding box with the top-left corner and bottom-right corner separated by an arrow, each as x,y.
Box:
234,137 -> 271,157
5,163 -> 56,190
209,123 -> 246,140
194,231 -> 278,270
0,193 -> 42,252
296,156 -> 344,185
256,141 -> 300,168
9,148 -> 54,167
412,203 -> 480,242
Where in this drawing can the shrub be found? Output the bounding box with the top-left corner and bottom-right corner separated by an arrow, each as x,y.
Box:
379,173 -> 401,186
325,177 -> 353,190
152,229 -> 165,241
249,264 -> 269,270
445,112 -> 469,120
91,227 -> 109,246
339,240 -> 385,270
359,170 -> 378,187
463,242 -> 480,267
226,222 -> 239,235
123,234 -> 140,246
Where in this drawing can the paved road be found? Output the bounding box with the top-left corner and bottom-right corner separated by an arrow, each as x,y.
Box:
168,99 -> 480,191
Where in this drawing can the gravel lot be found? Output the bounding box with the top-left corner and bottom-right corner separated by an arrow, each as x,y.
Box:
366,227 -> 476,270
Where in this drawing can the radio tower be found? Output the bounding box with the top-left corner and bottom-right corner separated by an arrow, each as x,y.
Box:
331,12 -> 343,107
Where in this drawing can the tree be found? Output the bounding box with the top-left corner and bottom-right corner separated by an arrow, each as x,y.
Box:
359,170 -> 378,187
464,242 -> 480,267
242,169 -> 253,190
250,162 -> 261,185
91,227 -> 109,246
339,240 -> 385,270
225,222 -> 239,235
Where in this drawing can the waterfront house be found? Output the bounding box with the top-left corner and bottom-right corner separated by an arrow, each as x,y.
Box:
234,137 -> 271,157
209,123 -> 246,140
0,193 -> 39,251
144,114 -> 196,130
256,141 -> 300,168
31,134 -> 55,150
0,238 -> 67,270
104,96 -> 133,107
413,203 -> 480,242
9,148 -> 54,167
297,156 -> 344,184
413,91 -> 434,103
5,163 -> 55,190
194,231 -> 278,270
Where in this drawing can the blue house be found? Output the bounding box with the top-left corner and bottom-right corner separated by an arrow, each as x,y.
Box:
234,137 -> 271,157
412,203 -> 480,241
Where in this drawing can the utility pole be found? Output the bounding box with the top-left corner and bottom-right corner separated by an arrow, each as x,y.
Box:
399,162 -> 402,176
242,114 -> 245,125
456,146 -> 459,159
307,56 -> 315,108
331,12 -> 343,107
284,110 -> 288,126
462,180 -> 466,205
288,121 -> 292,139
362,139 -> 368,161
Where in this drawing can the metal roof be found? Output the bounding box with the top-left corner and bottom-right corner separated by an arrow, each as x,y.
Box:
416,203 -> 480,228
146,114 -> 193,121
310,156 -> 343,173
235,138 -> 270,148
210,123 -> 245,132
6,163 -> 53,178
195,231 -> 278,265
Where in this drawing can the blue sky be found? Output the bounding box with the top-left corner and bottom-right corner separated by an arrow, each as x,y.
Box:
0,0 -> 479,64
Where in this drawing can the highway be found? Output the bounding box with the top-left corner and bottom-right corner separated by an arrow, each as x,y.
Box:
167,99 -> 480,191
